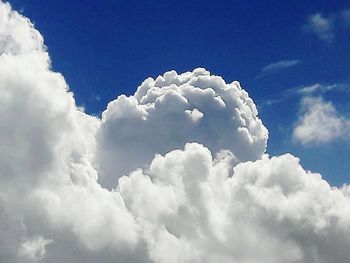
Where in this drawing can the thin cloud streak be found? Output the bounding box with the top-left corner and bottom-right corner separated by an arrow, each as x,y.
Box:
260,83 -> 350,107
257,59 -> 301,79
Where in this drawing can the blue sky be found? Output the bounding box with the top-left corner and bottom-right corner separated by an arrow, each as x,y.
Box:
9,0 -> 350,185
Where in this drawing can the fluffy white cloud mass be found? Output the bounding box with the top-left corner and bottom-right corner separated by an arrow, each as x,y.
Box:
293,96 -> 350,145
1,2 -> 350,263
97,66 -> 268,187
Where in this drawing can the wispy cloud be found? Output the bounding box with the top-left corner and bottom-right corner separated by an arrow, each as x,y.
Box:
304,7 -> 350,43
261,83 -> 350,107
304,13 -> 334,43
341,8 -> 350,26
296,83 -> 341,95
257,59 -> 301,78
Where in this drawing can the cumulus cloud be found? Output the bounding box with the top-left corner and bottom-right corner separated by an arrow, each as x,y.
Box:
1,1 -> 350,263
97,67 -> 268,187
257,59 -> 300,78
293,96 -> 350,145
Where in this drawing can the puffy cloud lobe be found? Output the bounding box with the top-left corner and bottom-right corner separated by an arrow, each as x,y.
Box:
1,2 -> 350,263
97,68 -> 268,187
119,144 -> 350,263
18,236 -> 52,262
293,96 -> 350,145
0,2 -> 138,261
0,2 -> 44,55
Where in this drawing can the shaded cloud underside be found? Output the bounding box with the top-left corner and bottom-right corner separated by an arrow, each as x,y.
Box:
1,2 -> 350,263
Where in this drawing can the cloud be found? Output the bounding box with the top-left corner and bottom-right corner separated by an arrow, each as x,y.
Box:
297,83 -> 332,95
257,59 -> 300,78
18,236 -> 53,262
304,8 -> 350,43
261,82 -> 349,107
97,68 -> 268,187
1,2 -> 350,263
342,9 -> 350,26
304,13 -> 334,43
118,144 -> 350,263
293,96 -> 350,145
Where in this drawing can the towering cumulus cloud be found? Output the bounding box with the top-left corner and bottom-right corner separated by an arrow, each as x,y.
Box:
97,67 -> 268,187
0,2 -> 350,263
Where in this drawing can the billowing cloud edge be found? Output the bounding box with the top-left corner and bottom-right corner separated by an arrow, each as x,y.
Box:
1,2 -> 350,263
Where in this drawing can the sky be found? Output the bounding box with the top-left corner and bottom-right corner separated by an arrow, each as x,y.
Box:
1,1 -> 350,262
8,0 -> 350,185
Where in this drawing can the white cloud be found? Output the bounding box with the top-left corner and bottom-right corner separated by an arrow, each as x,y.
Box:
1,2 -> 350,263
18,236 -> 52,262
304,13 -> 334,43
118,144 -> 350,263
297,83 -> 329,95
304,8 -> 350,43
293,96 -> 350,145
297,83 -> 350,96
257,59 -> 300,78
97,67 -> 268,187
0,2 -> 44,54
261,82 -> 349,107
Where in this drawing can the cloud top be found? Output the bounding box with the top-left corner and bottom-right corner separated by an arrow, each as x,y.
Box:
0,1 -> 44,54
97,68 -> 268,187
